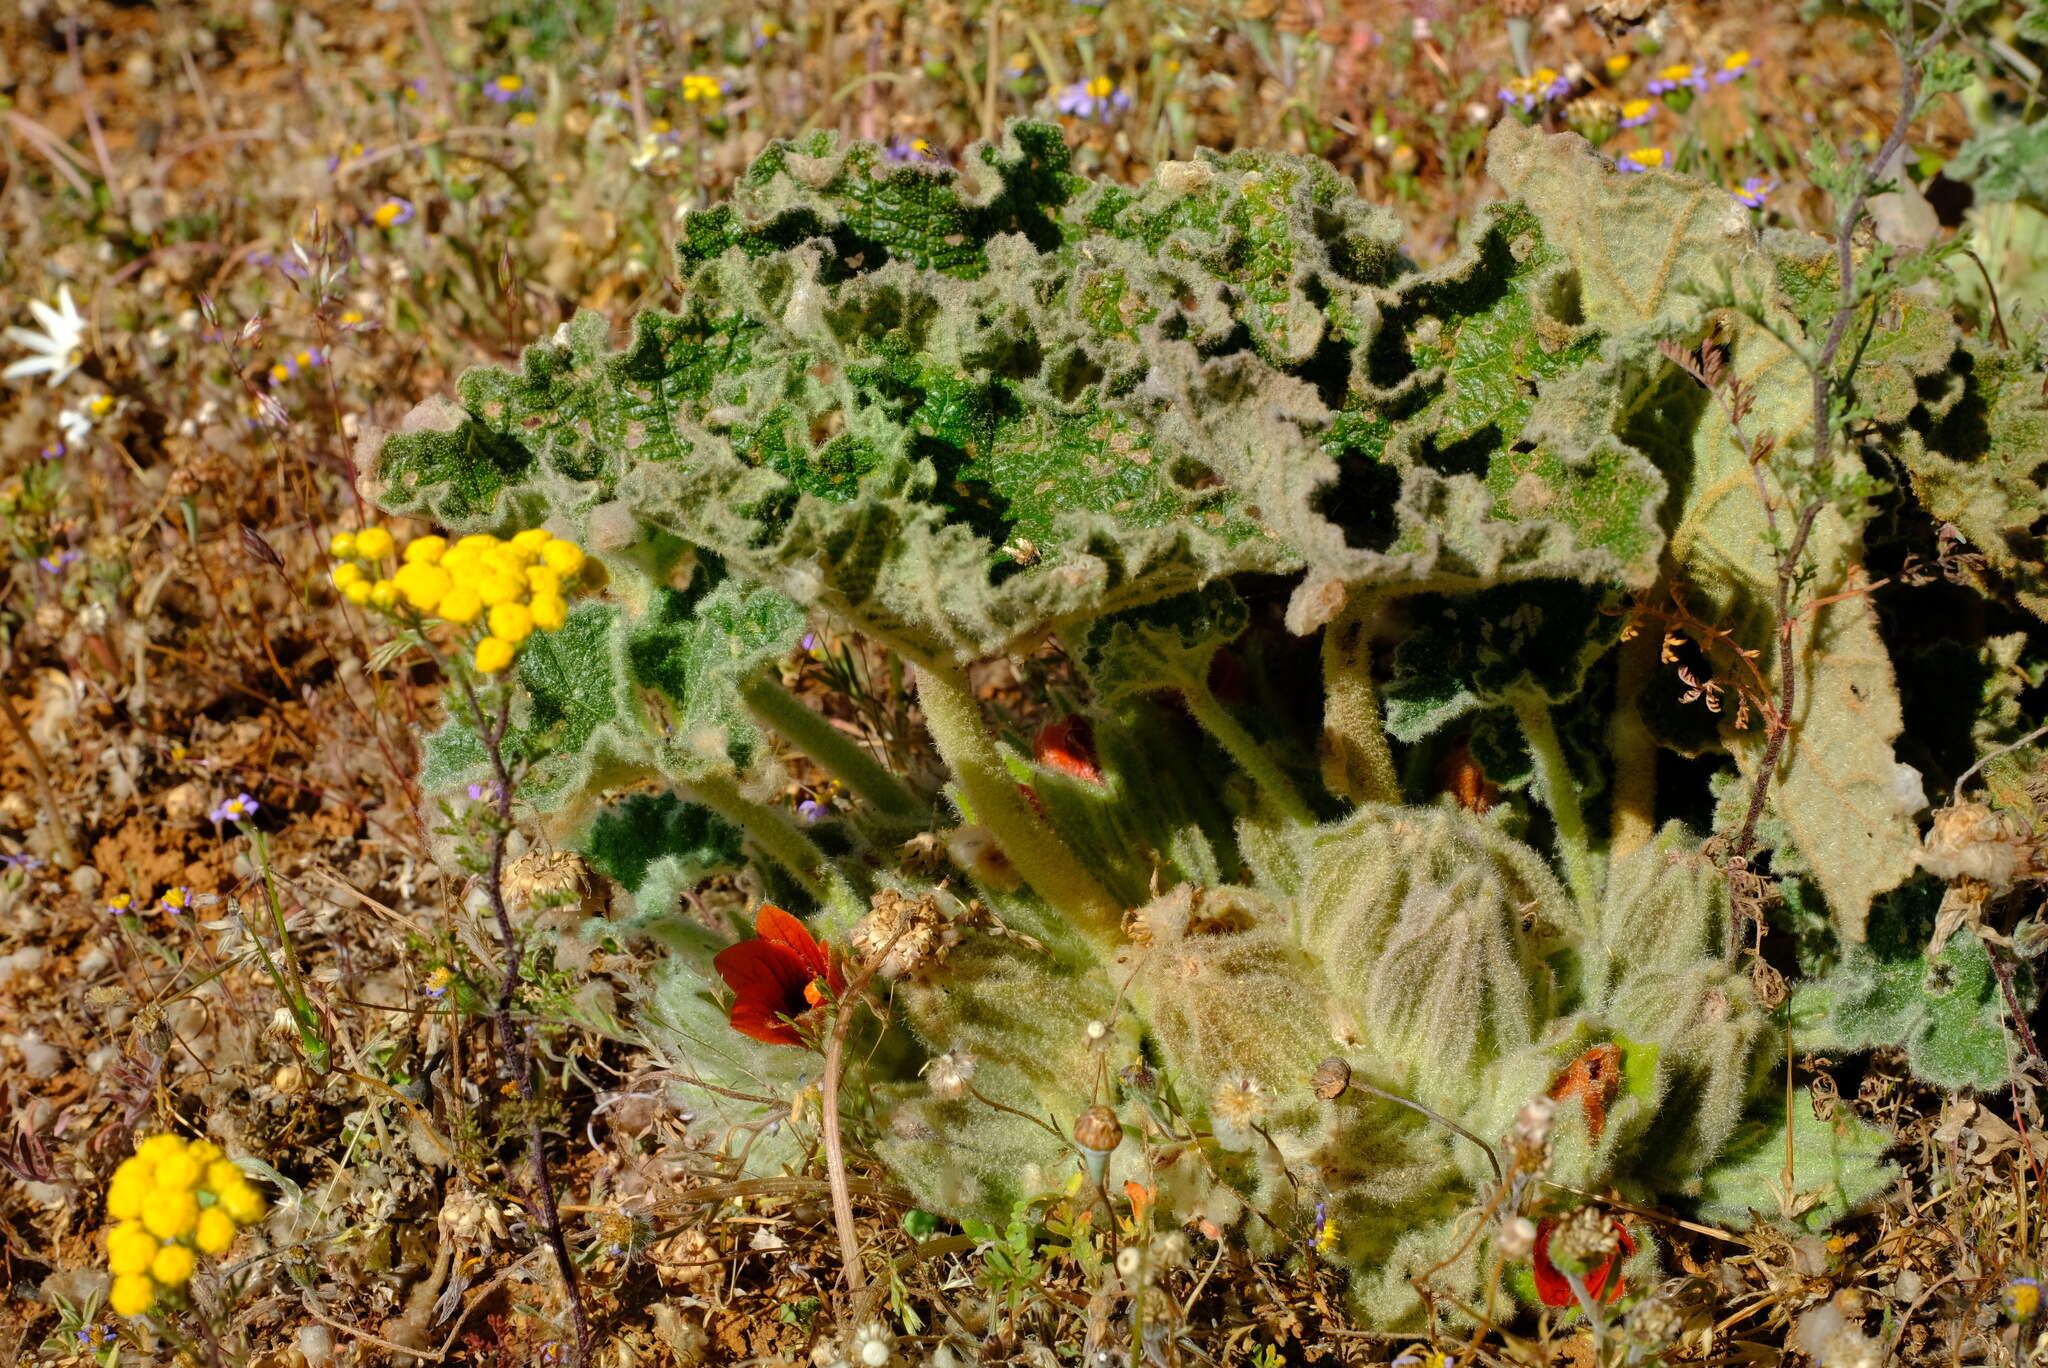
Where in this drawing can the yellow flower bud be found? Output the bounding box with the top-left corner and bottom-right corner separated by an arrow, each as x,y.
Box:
151,1242 -> 197,1287
437,586 -> 484,624
354,526 -> 396,560
528,593 -> 568,632
441,545 -> 480,574
203,1160 -> 243,1196
512,528 -> 554,551
394,562 -> 453,612
141,1188 -> 199,1240
187,1140 -> 223,1165
370,579 -> 401,610
331,562 -> 366,589
525,565 -> 562,597
107,1222 -> 158,1276
136,1135 -> 187,1164
476,570 -> 525,607
109,1273 -> 156,1317
328,532 -> 357,558
454,534 -> 501,553
216,1178 -> 266,1226
107,1170 -> 149,1221
403,534 -> 448,565
475,636 -> 517,674
488,602 -> 534,644
540,540 -> 586,576
194,1205 -> 238,1255
153,1150 -> 201,1191
343,579 -> 374,605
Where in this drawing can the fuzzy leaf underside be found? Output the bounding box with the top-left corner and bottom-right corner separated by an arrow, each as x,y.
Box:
1488,121 -> 1920,940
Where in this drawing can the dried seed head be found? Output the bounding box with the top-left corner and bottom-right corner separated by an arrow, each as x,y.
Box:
1311,1056 -> 1351,1101
924,1050 -> 978,1101
1627,1290 -> 1686,1347
849,888 -> 948,980
849,1319 -> 894,1367
1548,1204 -> 1621,1274
503,849 -> 609,918
1919,802 -> 2032,891
1508,1095 -> 1555,1171
1497,1214 -> 1538,1260
896,831 -> 946,877
1209,1075 -> 1272,1151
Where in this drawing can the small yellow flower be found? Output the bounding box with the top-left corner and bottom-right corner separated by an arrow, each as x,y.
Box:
475,636 -> 516,674
329,532 -> 358,558
109,1273 -> 155,1317
370,579 -> 401,610
215,1178 -> 266,1226
202,1160 -> 243,1196
354,526 -> 395,560
1620,146 -> 1668,171
526,565 -> 562,596
1604,52 -> 1632,77
270,362 -> 291,383
489,601 -> 535,644
1622,98 -> 1653,121
339,310 -> 365,326
513,110 -> 537,127
540,540 -> 586,576
1086,75 -> 1114,98
529,593 -> 569,632
153,1150 -> 201,1191
512,528 -> 554,551
438,586 -> 484,625
107,1170 -> 149,1221
395,562 -> 453,612
476,569 -> 525,607
194,1206 -> 238,1255
343,579 -> 374,605
88,394 -> 116,417
332,561 -> 367,590
2007,1278 -> 2042,1320
404,534 -> 448,564
107,1222 -> 158,1276
681,74 -> 722,102
141,1188 -> 199,1241
151,1243 -> 197,1287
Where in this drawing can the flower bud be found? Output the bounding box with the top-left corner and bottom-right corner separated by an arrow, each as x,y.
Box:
1073,1104 -> 1123,1183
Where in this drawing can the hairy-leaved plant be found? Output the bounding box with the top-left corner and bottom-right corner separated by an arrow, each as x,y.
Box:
355,86 -> 2043,1324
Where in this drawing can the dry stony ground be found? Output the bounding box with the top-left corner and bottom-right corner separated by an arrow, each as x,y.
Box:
0,1 -> 2039,1365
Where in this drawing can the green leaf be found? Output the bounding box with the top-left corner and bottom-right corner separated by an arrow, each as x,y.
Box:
1897,344 -> 2048,622
1072,581 -> 1249,702
1948,120 -> 2048,209
1694,1092 -> 1896,1230
1488,120 -> 1922,939
1383,580 -> 1619,743
625,576 -> 805,778
1811,880 -> 2029,1092
578,791 -> 745,914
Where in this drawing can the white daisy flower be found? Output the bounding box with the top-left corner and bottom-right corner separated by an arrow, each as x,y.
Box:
4,286 -> 88,386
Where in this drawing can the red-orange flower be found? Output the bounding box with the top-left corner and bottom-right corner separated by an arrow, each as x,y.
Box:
1547,1043 -> 1624,1140
713,904 -> 845,1045
1034,715 -> 1102,784
1532,1216 -> 1634,1307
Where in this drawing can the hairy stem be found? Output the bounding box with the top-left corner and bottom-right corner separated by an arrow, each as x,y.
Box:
913,660 -> 1121,927
739,672 -> 927,824
1607,627 -> 1658,859
452,676 -> 592,1368
681,768 -> 857,914
1319,589 -> 1400,806
1513,696 -> 1600,914
1180,680 -> 1315,826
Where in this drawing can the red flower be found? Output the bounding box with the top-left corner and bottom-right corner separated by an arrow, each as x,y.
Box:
1532,1216 -> 1634,1308
713,904 -> 845,1045
1034,715 -> 1102,784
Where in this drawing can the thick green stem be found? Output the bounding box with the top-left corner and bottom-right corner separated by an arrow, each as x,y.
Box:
1513,696 -> 1600,914
1608,627 -> 1658,859
683,768 -> 857,915
1180,680 -> 1314,826
739,672 -> 927,824
1319,589 -> 1400,806
913,660 -> 1121,927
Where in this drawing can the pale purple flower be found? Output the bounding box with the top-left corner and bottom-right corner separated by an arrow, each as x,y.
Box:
1647,64 -> 1707,95
800,631 -> 818,652
1713,50 -> 1756,84
797,798 -> 829,824
0,852 -> 43,870
1056,77 -> 1132,122
1619,98 -> 1657,128
1734,175 -> 1778,210
484,74 -> 528,105
209,792 -> 260,824
37,549 -> 79,573
40,441 -> 64,461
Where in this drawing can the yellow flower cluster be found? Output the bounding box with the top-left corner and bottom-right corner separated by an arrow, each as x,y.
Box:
103,1134 -> 267,1317
328,526 -> 589,674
